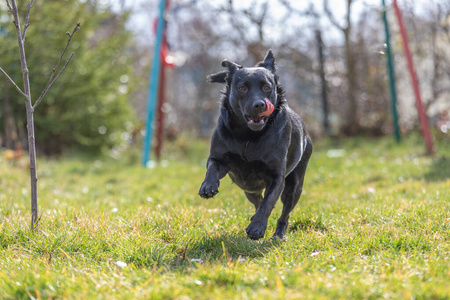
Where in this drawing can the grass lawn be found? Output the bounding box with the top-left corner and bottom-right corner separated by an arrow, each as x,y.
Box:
0,134 -> 449,299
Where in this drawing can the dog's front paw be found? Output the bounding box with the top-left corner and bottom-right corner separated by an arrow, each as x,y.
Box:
198,181 -> 219,198
246,219 -> 268,240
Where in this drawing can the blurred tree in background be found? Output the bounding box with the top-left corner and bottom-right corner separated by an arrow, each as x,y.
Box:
1,0 -> 448,157
0,0 -> 136,154
139,0 -> 448,141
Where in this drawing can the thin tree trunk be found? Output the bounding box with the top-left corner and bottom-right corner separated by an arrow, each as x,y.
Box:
324,0 -> 359,135
1,0 -> 79,230
344,28 -> 358,135
9,0 -> 39,229
316,30 -> 330,135
26,102 -> 39,228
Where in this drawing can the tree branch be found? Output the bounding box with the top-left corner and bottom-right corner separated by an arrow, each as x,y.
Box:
22,0 -> 34,42
0,67 -> 28,99
225,0 -> 245,37
33,53 -> 75,110
9,0 -> 32,103
242,2 -> 268,41
323,0 -> 345,31
278,0 -> 319,19
346,0 -> 353,32
33,23 -> 80,110
5,0 -> 12,11
55,23 -> 80,75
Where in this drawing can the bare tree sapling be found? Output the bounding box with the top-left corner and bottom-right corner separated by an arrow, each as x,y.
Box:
0,0 -> 80,230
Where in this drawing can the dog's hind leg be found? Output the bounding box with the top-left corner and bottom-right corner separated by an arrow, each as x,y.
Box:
245,192 -> 263,211
273,141 -> 312,239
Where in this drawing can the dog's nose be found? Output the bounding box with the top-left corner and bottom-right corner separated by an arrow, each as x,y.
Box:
253,100 -> 266,114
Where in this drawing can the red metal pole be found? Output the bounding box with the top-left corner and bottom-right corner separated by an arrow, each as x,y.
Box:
392,0 -> 434,155
154,45 -> 166,161
154,0 -> 171,161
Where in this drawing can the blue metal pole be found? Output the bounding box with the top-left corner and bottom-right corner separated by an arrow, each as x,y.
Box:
142,0 -> 167,166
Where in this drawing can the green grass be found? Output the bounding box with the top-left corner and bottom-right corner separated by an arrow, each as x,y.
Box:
0,134 -> 449,299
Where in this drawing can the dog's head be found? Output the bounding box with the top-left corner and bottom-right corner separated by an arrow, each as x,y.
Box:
208,50 -> 281,132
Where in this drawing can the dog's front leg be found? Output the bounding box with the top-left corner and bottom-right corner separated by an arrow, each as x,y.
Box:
199,158 -> 228,198
246,174 -> 285,240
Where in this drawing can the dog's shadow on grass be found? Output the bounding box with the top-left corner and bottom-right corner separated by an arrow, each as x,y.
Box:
184,233 -> 281,263
126,218 -> 329,269
182,216 -> 329,264
288,216 -> 328,234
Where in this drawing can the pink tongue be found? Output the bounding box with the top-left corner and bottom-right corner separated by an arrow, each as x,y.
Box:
259,98 -> 274,117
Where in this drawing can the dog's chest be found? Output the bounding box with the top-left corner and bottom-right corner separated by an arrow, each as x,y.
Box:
241,141 -> 255,162
235,139 -> 274,162
224,139 -> 276,192
226,155 -> 270,192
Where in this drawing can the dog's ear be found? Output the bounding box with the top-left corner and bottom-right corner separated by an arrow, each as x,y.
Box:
257,49 -> 276,73
207,71 -> 228,83
221,59 -> 242,74
207,59 -> 242,84
222,60 -> 243,84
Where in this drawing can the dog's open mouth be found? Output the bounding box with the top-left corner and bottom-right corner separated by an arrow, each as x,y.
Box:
246,115 -> 267,124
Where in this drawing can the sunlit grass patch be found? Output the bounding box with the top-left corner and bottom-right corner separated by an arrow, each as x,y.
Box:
0,134 -> 449,299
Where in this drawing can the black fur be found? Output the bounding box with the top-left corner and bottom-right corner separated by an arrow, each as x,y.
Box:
199,50 -> 313,240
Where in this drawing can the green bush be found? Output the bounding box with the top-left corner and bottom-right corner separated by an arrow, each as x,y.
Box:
0,0 -> 136,154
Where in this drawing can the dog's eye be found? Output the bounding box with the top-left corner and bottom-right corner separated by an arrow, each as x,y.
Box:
263,85 -> 272,92
238,85 -> 248,92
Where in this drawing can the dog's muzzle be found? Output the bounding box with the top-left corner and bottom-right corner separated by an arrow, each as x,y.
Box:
246,98 -> 275,130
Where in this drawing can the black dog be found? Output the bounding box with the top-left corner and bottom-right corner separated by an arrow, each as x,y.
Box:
199,50 -> 312,240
